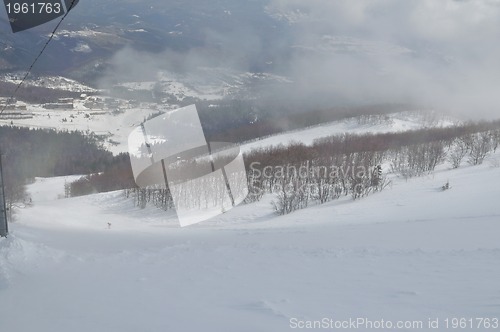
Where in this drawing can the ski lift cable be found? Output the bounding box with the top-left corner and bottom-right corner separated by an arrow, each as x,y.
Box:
0,0 -> 78,116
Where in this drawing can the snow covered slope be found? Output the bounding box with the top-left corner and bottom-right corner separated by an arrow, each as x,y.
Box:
0,107 -> 458,156
0,104 -> 166,155
27,175 -> 84,202
241,111 -> 457,153
1,153 -> 499,331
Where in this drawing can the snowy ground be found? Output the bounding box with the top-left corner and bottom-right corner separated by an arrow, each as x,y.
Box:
241,111 -> 457,153
0,71 -> 458,157
0,75 -> 97,93
0,109 -> 459,156
0,103 -> 166,155
1,154 -> 499,331
26,175 -> 84,202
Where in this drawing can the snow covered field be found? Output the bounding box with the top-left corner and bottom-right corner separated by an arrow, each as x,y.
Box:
0,104 -> 166,155
0,109 -> 458,156
241,111 -> 457,153
1,154 -> 499,331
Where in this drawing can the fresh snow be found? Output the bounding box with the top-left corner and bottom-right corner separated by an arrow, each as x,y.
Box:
0,109 -> 458,157
0,74 -> 97,93
27,175 -> 84,202
241,111 -> 458,153
55,29 -> 115,40
0,104 -> 167,155
1,152 -> 499,331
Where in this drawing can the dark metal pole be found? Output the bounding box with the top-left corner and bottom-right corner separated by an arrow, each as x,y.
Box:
0,153 -> 8,237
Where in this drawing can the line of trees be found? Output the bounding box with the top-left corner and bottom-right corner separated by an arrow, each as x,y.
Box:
199,101 -> 407,143
68,153 -> 136,197
0,81 -> 82,104
68,119 -> 500,217
0,126 -> 116,212
243,121 -> 500,215
244,143 -> 388,215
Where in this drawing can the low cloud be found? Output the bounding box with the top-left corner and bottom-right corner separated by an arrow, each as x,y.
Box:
266,0 -> 500,118
101,0 -> 500,119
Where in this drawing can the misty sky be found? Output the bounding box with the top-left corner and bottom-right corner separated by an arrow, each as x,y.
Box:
103,0 -> 500,118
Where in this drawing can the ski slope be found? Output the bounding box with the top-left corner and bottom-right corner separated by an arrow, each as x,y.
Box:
1,107 -> 457,156
1,154 -> 499,331
241,111 -> 457,153
0,103 -> 165,155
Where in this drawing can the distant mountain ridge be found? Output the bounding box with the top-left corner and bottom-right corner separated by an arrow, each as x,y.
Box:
0,0 -> 283,82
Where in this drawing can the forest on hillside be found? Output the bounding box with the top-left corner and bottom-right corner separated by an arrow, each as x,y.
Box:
0,81 -> 82,104
68,119 -> 500,216
0,126 -> 129,212
196,101 -> 407,143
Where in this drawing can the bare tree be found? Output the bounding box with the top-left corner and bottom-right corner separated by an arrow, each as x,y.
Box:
468,132 -> 492,165
448,137 -> 469,168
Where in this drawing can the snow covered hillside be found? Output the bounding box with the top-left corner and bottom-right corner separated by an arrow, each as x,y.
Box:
0,102 -> 168,155
241,111 -> 457,153
1,152 -> 499,331
0,106 -> 457,156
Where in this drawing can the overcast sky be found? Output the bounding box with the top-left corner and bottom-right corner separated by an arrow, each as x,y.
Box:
102,0 -> 500,118
266,0 -> 500,118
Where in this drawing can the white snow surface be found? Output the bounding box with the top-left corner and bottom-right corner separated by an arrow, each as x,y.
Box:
241,111 -> 457,153
1,154 -> 499,331
27,175 -> 84,202
0,109 -> 456,156
0,74 -> 97,92
0,103 -> 167,155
